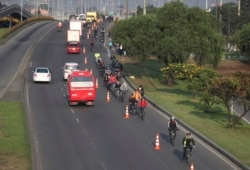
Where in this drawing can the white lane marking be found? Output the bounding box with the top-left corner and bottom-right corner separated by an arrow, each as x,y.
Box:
82,129 -> 88,135
101,161 -> 107,170
76,118 -> 80,123
71,109 -> 75,114
26,85 -> 43,170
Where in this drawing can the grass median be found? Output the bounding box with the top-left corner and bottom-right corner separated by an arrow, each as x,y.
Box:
0,101 -> 31,170
118,55 -> 250,167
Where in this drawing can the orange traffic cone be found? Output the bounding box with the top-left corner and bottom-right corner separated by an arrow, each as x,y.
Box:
154,133 -> 160,150
190,162 -> 194,170
124,105 -> 130,119
83,46 -> 86,55
95,79 -> 98,88
106,91 -> 110,103
84,56 -> 87,64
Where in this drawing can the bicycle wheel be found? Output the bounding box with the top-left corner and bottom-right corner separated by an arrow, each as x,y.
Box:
141,109 -> 145,121
171,132 -> 175,146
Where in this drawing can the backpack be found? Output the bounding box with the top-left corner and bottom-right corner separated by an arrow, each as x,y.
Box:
170,120 -> 176,128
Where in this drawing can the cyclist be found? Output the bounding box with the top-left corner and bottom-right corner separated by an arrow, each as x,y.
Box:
114,81 -> 121,97
182,132 -> 195,160
133,89 -> 142,102
137,85 -> 144,97
138,97 -> 148,116
90,39 -> 94,51
128,93 -> 136,113
168,116 -> 178,138
94,52 -> 101,62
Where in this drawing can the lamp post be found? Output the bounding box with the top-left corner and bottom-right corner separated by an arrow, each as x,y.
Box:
134,0 -> 137,16
20,0 -> 23,22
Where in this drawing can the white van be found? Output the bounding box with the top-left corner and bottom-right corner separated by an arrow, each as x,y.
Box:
63,62 -> 79,80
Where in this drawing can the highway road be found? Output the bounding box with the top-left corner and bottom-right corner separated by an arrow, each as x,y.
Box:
0,21 -> 244,169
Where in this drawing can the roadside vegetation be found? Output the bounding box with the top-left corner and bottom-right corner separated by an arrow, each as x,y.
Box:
111,0 -> 250,167
0,101 -> 31,170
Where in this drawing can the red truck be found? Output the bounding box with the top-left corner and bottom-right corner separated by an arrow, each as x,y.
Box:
67,70 -> 96,106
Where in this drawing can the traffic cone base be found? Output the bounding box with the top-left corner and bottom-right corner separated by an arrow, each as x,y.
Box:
190,162 -> 194,170
154,133 -> 160,150
124,105 -> 129,119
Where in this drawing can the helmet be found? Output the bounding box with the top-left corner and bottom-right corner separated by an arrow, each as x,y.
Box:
171,116 -> 175,120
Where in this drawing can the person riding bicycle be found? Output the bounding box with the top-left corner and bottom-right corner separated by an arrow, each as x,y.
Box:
128,93 -> 137,112
137,85 -> 144,97
90,39 -> 94,50
95,52 -> 101,62
114,81 -> 121,97
182,132 -> 195,160
168,116 -> 178,138
138,97 -> 148,114
133,89 -> 142,103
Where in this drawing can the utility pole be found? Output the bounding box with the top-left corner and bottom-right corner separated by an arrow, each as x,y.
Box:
143,0 -> 146,15
238,0 -> 241,16
126,0 -> 128,19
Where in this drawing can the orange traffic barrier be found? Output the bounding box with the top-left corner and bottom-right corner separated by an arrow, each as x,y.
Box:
154,133 -> 160,150
95,79 -> 98,88
84,56 -> 87,64
106,91 -> 110,103
190,162 -> 194,170
124,105 -> 130,119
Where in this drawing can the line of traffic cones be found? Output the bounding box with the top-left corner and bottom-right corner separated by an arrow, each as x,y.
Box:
124,105 -> 130,119
154,133 -> 160,150
106,91 -> 110,103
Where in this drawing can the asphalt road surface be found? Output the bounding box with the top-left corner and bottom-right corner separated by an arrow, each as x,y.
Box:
0,21 -> 244,170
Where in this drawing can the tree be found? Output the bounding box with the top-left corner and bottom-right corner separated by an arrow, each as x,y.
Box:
156,1 -> 224,67
211,73 -> 250,129
111,14 -> 161,61
211,77 -> 239,128
232,23 -> 250,59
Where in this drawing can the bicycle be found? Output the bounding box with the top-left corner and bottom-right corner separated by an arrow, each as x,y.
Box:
170,130 -> 176,146
139,107 -> 146,121
119,89 -> 127,102
129,103 -> 136,115
184,146 -> 194,165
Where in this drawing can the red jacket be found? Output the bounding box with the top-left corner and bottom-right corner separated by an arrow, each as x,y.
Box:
139,99 -> 147,107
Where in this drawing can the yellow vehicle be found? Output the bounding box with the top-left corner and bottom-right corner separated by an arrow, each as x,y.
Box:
86,11 -> 97,23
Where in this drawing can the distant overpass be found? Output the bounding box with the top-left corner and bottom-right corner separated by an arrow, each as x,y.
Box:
0,4 -> 33,24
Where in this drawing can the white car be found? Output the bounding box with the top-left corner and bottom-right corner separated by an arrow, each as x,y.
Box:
33,67 -> 51,83
63,62 -> 79,80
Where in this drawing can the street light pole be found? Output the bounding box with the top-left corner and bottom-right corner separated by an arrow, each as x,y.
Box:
20,0 -> 23,22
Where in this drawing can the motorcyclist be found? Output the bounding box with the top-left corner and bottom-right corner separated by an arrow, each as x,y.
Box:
182,132 -> 195,160
168,116 -> 178,138
57,21 -> 62,31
